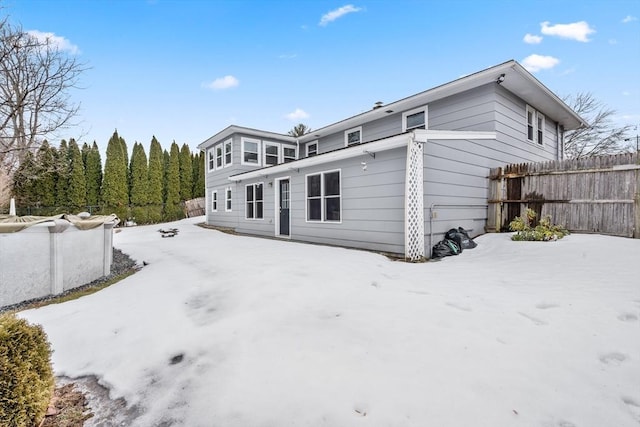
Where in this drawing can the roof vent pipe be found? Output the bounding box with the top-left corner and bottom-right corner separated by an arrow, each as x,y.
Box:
373,101 -> 384,110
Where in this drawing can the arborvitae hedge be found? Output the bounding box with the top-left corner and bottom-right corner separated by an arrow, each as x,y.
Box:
179,143 -> 193,201
84,142 -> 103,208
67,139 -> 87,212
0,314 -> 54,427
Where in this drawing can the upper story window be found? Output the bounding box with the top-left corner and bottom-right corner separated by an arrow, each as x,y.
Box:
345,127 -> 362,147
306,170 -> 341,222
241,137 -> 260,165
208,149 -> 215,172
264,142 -> 279,166
224,139 -> 232,166
216,145 -> 223,168
245,183 -> 264,219
283,146 -> 296,163
526,105 -> 545,145
403,106 -> 427,132
307,141 -> 318,157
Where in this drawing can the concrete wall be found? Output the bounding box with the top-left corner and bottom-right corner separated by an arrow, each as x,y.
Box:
0,219 -> 115,307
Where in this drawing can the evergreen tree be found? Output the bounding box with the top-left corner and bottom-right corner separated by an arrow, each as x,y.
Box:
54,140 -> 69,210
179,143 -> 193,201
67,139 -> 87,211
84,142 -> 103,208
147,137 -> 164,223
129,142 -> 149,206
12,151 -> 38,209
164,142 -> 182,220
81,142 -> 90,169
192,151 -> 205,197
102,131 -> 129,219
34,141 -> 57,210
162,149 -> 170,203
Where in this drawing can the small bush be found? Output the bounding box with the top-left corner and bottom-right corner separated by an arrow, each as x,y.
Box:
0,314 -> 54,427
509,208 -> 569,241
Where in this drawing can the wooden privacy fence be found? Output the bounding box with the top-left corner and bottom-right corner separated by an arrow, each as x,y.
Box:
488,152 -> 640,238
184,197 -> 205,218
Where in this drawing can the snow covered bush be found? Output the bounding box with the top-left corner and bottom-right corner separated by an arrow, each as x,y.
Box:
509,208 -> 569,241
0,313 -> 54,427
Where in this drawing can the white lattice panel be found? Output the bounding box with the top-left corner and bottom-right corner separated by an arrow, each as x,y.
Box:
404,135 -> 424,261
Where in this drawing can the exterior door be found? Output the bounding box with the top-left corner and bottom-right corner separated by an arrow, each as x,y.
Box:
279,179 -> 290,236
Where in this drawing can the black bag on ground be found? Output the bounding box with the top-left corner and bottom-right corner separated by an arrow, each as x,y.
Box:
445,227 -> 477,250
431,239 -> 461,259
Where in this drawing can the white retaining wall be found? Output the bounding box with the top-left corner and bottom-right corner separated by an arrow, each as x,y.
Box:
0,219 -> 115,307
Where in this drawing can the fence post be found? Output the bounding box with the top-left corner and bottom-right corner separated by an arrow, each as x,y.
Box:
635,158 -> 640,238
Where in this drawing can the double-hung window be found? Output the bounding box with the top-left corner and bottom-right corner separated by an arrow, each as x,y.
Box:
306,170 -> 341,222
216,144 -> 223,168
345,127 -> 362,146
264,142 -> 279,166
224,140 -> 232,166
283,146 -> 296,163
526,105 -> 545,145
225,187 -> 232,212
242,137 -> 260,165
245,183 -> 264,219
211,190 -> 218,212
208,149 -> 215,172
403,106 -> 427,131
307,141 -> 318,157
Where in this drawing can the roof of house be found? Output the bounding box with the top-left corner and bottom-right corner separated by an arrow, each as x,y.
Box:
198,60 -> 586,150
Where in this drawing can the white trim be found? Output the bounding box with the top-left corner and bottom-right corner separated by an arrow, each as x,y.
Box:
211,190 -> 218,212
305,169 -> 342,223
306,141 -> 318,157
274,176 -> 291,238
223,139 -> 233,167
263,141 -> 280,167
241,137 -> 261,166
402,106 -> 427,132
244,182 -> 264,220
225,187 -> 232,212
229,129 -> 496,182
344,126 -> 362,147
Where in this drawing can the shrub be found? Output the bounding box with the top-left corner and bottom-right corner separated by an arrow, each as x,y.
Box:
509,208 -> 569,241
0,314 -> 54,427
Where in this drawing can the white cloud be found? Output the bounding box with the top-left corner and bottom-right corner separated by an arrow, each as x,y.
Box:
523,33 -> 543,44
319,5 -> 362,26
521,54 -> 560,73
285,108 -> 309,121
609,39 -> 618,45
622,15 -> 637,23
622,91 -> 631,96
540,21 -> 595,42
27,30 -> 79,54
278,53 -> 297,59
203,75 -> 239,90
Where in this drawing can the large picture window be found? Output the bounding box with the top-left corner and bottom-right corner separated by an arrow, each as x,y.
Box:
306,170 -> 341,222
242,137 -> 260,165
245,183 -> 264,219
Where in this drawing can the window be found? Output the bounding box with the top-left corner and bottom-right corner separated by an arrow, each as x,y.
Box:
208,149 -> 215,172
211,190 -> 218,212
245,183 -> 264,219
216,144 -> 223,168
306,170 -> 341,222
224,139 -> 232,166
225,187 -> 232,212
241,137 -> 260,165
403,106 -> 427,131
526,105 -> 545,145
283,146 -> 296,163
345,127 -> 362,146
264,142 -> 279,166
307,141 -> 318,157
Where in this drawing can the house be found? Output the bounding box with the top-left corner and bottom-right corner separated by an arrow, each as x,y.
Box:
197,60 -> 585,260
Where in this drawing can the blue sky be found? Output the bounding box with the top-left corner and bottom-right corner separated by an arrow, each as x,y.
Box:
5,0 -> 640,155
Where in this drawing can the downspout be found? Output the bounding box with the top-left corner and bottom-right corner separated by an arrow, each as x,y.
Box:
296,138 -> 300,159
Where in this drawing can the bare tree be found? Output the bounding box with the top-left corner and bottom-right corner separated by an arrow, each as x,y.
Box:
0,20 -> 86,172
563,92 -> 633,159
288,123 -> 311,137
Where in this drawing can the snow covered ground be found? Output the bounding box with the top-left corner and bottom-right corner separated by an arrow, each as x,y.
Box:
21,217 -> 640,427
